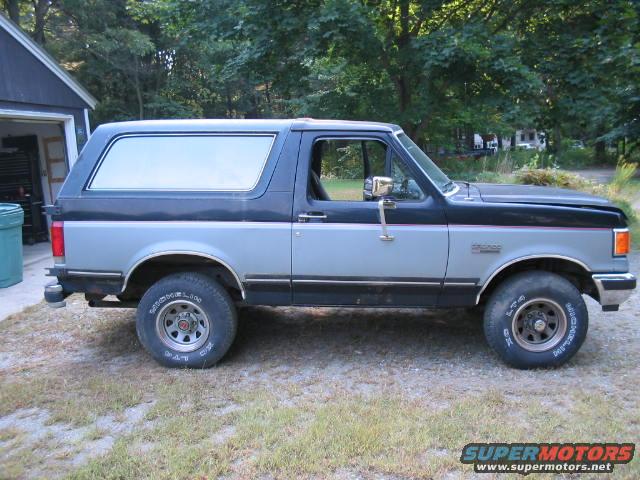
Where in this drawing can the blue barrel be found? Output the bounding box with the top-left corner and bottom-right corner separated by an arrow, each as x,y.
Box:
0,204 -> 24,288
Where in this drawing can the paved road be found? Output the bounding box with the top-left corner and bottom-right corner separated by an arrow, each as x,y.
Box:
569,168 -> 616,184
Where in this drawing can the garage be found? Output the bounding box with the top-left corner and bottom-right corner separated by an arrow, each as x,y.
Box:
0,14 -> 96,243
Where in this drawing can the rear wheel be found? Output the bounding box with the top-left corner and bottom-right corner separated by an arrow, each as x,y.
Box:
136,272 -> 237,368
483,271 -> 588,369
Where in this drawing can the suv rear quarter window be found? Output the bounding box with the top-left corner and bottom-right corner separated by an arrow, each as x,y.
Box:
89,134 -> 275,191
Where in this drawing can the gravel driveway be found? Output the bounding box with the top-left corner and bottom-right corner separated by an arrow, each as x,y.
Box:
0,254 -> 638,479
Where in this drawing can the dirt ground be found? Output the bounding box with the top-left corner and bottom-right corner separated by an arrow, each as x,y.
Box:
0,254 -> 638,479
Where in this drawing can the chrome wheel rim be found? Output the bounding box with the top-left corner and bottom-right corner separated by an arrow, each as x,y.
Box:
156,300 -> 210,353
511,298 -> 567,352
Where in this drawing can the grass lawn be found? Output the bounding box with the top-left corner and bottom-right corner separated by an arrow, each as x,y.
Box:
321,179 -> 363,201
1,268 -> 639,479
0,173 -> 638,479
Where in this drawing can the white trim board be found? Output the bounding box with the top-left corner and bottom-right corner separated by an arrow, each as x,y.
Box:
0,108 -> 79,167
0,13 -> 97,109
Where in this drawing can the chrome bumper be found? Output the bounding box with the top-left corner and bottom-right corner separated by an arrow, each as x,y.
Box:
592,273 -> 636,311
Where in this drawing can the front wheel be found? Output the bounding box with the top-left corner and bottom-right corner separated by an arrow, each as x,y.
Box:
136,272 -> 237,368
483,271 -> 588,369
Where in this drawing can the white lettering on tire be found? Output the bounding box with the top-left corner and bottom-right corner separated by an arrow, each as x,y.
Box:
149,291 -> 202,314
503,328 -> 514,348
505,294 -> 526,318
504,295 -> 526,347
199,342 -> 214,356
552,302 -> 578,358
163,350 -> 188,362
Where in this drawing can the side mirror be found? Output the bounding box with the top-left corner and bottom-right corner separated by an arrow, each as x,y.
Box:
364,176 -> 393,200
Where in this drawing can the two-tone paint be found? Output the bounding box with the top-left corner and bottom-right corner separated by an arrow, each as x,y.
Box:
47,118 -> 634,309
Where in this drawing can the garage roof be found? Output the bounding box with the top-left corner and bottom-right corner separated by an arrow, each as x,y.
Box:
0,13 -> 97,109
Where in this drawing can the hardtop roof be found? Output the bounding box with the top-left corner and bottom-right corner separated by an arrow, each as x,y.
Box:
94,118 -> 402,135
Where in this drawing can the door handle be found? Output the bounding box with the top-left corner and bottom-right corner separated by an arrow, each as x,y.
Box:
378,199 -> 396,241
298,212 -> 328,222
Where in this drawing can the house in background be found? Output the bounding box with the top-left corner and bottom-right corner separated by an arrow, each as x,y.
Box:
515,128 -> 545,150
0,13 -> 96,242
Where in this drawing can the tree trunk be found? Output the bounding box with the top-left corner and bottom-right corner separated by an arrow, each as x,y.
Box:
3,0 -> 20,24
32,0 -> 53,45
595,140 -> 606,163
550,128 -> 561,154
133,67 -> 144,120
465,125 -> 475,150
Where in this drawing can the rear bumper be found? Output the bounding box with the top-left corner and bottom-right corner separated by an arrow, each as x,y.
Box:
44,281 -> 67,308
592,273 -> 636,311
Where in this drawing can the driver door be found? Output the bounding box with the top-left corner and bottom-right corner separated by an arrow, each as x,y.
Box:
291,131 -> 448,306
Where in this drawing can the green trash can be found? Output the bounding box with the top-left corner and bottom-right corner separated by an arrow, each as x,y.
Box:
0,204 -> 24,288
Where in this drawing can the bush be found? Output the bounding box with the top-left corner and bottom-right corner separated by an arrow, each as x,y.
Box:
554,147 -> 595,168
514,167 -> 637,224
609,160 -> 638,195
514,168 -> 591,190
475,171 -> 505,183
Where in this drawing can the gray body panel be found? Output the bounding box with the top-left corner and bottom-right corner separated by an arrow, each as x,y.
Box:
447,225 -> 629,283
49,118 -> 633,310
63,221 -> 292,288
292,223 -> 447,279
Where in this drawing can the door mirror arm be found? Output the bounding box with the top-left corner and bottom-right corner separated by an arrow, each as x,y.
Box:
363,176 -> 396,241
378,197 -> 396,241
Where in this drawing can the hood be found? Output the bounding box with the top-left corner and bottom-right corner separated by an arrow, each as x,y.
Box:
474,183 -> 612,209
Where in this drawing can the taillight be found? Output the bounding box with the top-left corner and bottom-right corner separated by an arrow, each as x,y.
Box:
51,221 -> 65,258
614,229 -> 630,256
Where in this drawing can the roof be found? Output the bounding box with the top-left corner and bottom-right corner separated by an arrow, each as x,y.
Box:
0,13 -> 97,109
95,118 -> 401,134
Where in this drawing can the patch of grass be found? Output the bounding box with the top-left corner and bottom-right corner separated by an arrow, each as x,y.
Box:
0,426 -> 20,442
68,440 -> 148,480
321,178 -> 363,201
0,374 -> 144,427
71,398 -> 233,480
0,380 -> 47,416
83,426 -> 108,442
46,377 -> 144,426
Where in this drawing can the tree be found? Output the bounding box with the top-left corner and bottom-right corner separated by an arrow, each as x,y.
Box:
1,0 -> 637,155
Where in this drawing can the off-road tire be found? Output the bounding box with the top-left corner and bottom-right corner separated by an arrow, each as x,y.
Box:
136,272 -> 237,368
483,271 -> 588,369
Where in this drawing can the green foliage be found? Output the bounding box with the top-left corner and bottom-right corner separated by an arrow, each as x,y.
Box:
553,148 -> 596,168
514,168 -> 591,190
514,167 -> 638,224
439,150 -> 535,182
1,0 -> 638,155
609,160 -> 638,196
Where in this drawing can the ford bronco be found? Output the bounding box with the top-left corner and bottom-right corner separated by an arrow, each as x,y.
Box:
44,119 -> 636,369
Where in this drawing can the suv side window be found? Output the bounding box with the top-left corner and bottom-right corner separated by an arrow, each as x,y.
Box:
89,134 -> 275,191
309,138 -> 425,202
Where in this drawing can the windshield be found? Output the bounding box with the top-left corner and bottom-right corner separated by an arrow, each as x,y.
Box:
396,133 -> 456,194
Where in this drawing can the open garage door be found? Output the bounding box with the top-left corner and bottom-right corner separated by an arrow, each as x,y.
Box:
0,113 -> 77,243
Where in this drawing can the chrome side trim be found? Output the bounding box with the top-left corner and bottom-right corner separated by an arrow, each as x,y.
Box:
244,278 -> 291,284
592,273 -> 636,307
292,279 -> 441,286
475,254 -> 592,304
67,270 -> 122,278
122,251 -> 245,299
443,282 -> 477,287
